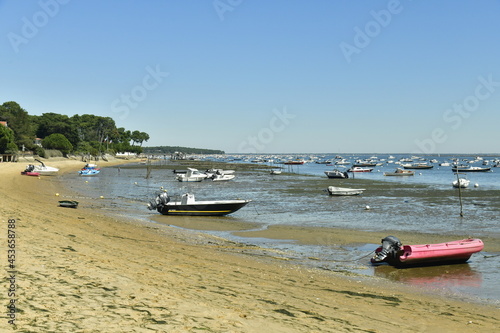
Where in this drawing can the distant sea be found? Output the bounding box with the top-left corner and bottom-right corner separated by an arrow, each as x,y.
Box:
58,153 -> 500,305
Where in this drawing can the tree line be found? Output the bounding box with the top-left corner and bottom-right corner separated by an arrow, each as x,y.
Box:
0,101 -> 149,157
143,146 -> 225,155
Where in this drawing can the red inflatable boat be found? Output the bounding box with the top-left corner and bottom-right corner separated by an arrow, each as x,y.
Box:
371,236 -> 484,267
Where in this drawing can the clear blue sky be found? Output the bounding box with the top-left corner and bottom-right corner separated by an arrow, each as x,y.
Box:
1,0 -> 499,154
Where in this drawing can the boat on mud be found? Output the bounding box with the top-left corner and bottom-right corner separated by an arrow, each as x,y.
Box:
324,169 -> 349,179
371,236 -> 484,267
148,192 -> 250,216
326,186 -> 365,196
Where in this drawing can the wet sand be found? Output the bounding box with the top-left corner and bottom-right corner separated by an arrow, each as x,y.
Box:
1,159 -> 499,332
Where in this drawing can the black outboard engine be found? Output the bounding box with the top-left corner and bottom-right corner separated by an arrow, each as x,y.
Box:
147,192 -> 170,211
372,235 -> 402,263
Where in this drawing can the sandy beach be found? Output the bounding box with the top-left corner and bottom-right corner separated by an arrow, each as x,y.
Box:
1,158 -> 499,332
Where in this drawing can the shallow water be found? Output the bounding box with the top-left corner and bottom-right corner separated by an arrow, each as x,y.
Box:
58,155 -> 500,305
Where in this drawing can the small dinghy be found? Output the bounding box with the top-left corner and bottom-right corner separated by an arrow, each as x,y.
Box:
371,235 -> 484,267
327,186 -> 365,196
59,200 -> 79,208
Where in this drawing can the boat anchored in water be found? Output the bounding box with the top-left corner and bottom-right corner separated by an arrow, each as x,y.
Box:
148,192 -> 250,216
383,168 -> 415,176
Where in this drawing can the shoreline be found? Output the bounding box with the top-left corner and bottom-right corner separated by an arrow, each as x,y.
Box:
2,158 -> 499,331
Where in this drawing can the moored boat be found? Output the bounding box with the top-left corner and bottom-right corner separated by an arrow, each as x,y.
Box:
452,178 -> 470,188
383,168 -> 415,176
148,192 -> 250,216
324,169 -> 349,179
348,167 -> 373,173
402,163 -> 433,170
451,165 -> 491,172
327,186 -> 364,196
284,160 -> 305,165
79,168 -> 101,176
371,236 -> 484,267
59,200 -> 79,208
176,168 -> 208,182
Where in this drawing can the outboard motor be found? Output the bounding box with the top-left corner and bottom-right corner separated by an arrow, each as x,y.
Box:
372,235 -> 402,263
147,192 -> 170,210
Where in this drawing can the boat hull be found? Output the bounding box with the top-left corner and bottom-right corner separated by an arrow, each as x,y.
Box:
373,239 -> 484,267
157,200 -> 250,216
327,186 -> 364,196
21,171 -> 40,176
452,167 -> 491,172
324,170 -> 348,179
59,200 -> 79,208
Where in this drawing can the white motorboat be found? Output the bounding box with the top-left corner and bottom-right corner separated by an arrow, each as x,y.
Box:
324,169 -> 349,179
31,159 -> 59,175
327,186 -> 365,196
176,168 -> 208,182
453,178 -> 470,188
205,168 -> 235,177
270,169 -> 282,175
348,167 -> 373,173
211,174 -> 235,182
451,165 -> 491,172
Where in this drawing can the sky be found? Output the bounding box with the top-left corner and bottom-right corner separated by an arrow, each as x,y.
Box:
1,0 -> 500,154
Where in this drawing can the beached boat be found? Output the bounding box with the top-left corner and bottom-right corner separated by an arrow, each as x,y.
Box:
270,169 -> 282,175
324,169 -> 349,179
148,192 -> 250,216
31,159 -> 59,175
176,168 -> 208,182
452,178 -> 470,188
59,200 -> 79,208
371,236 -> 484,267
451,166 -> 491,172
21,166 -> 40,177
79,168 -> 101,176
327,186 -> 365,196
211,174 -> 235,182
348,167 -> 373,173
383,168 -> 415,176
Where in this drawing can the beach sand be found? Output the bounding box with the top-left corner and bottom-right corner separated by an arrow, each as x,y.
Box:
1,159 -> 499,332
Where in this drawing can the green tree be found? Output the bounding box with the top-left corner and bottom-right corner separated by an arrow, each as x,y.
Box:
0,101 -> 36,149
0,124 -> 18,154
42,133 -> 73,155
